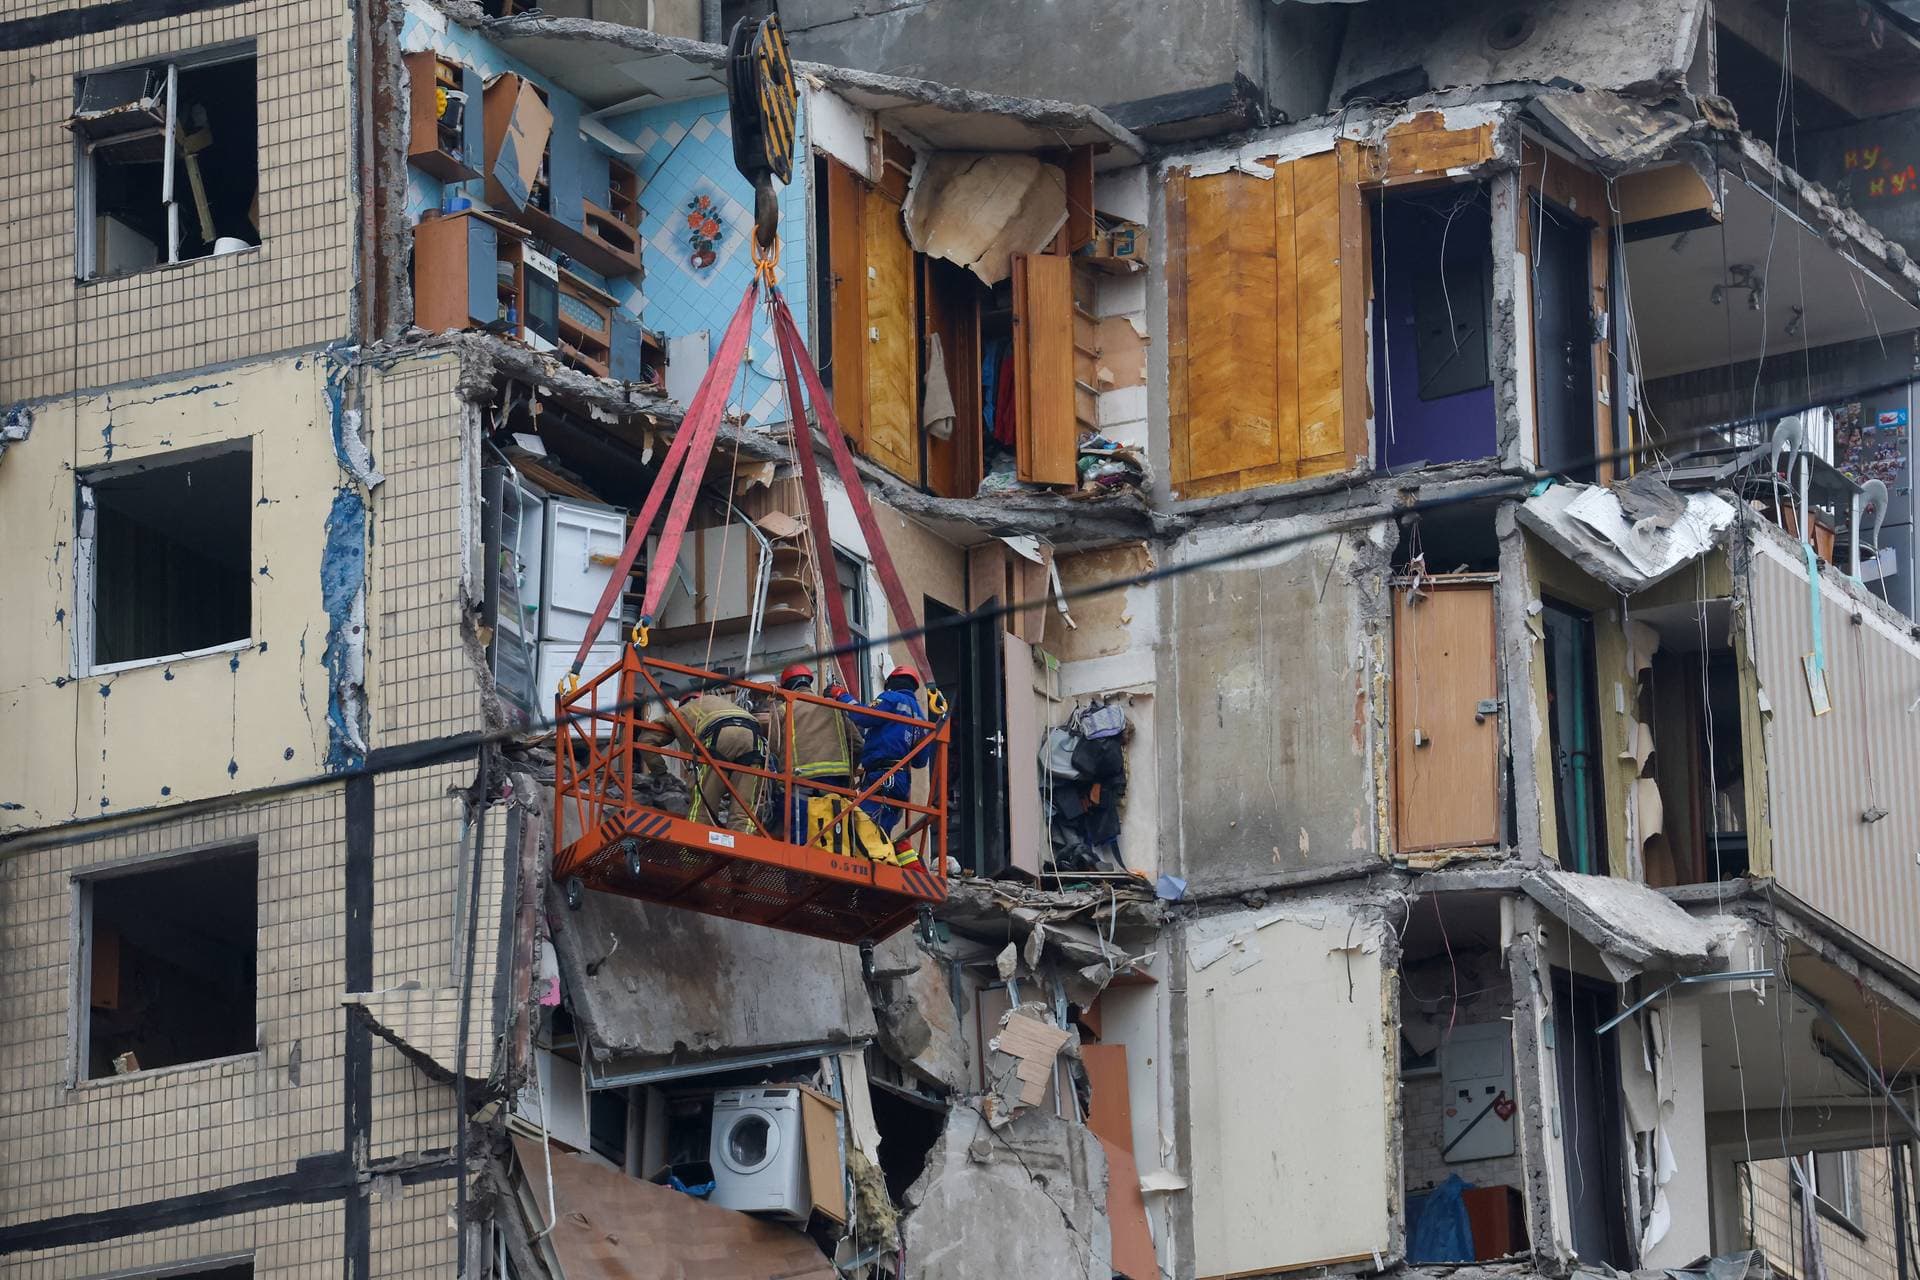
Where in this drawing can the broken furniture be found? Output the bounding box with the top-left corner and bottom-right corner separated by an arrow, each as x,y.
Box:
555,267 -> 645,381
403,51 -> 481,183
412,207 -> 532,336
484,71 -> 644,280
646,524 -> 812,641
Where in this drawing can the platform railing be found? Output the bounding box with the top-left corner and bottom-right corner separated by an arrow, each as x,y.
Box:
553,648 -> 949,886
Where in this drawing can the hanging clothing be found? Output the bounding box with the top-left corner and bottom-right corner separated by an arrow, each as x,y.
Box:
993,344 -> 1018,448
923,332 -> 957,441
981,337 -> 1009,441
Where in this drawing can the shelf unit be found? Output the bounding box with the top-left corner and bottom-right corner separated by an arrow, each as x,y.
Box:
404,51 -> 481,183
649,525 -> 814,642
412,208 -> 529,335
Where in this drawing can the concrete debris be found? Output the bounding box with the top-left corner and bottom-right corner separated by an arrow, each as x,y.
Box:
546,880 -> 876,1076
1518,480 -> 1736,593
868,930 -> 971,1092
902,152 -> 1068,286
0,404 -> 31,464
1521,870 -> 1723,976
1526,90 -> 1701,173
901,1106 -> 1111,1280
989,1007 -> 1074,1109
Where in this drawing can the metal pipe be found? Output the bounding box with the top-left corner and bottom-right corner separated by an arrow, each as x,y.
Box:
1594,969 -> 1774,1036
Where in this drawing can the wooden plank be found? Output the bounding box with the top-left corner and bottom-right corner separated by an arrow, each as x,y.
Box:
1063,144 -> 1096,250
1002,631 -> 1043,876
921,256 -> 983,499
1614,163 -> 1717,225
861,181 -> 920,483
1184,169 -> 1280,482
1380,112 -> 1495,184
1293,150 -> 1346,464
1101,1135 -> 1160,1280
825,157 -> 868,451
1336,139 -> 1373,470
797,1085 -> 847,1225
1271,157 -> 1301,479
1392,580 -> 1500,852
1080,1042 -> 1135,1150
1165,170 -> 1191,485
1013,253 -> 1079,485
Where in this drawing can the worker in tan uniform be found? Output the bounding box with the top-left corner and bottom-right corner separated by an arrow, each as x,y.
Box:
765,663 -> 862,840
640,682 -> 767,833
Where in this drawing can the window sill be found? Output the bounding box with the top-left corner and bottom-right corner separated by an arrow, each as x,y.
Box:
72,1049 -> 261,1091
78,637 -> 253,680
76,242 -> 262,288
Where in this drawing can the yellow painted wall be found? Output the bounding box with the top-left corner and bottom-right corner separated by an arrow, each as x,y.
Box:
0,357 -> 340,829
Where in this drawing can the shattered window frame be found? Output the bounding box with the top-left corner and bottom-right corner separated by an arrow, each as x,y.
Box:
71,41 -> 260,283
1806,1148 -> 1866,1235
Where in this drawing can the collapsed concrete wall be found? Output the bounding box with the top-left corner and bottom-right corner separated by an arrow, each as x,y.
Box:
900,1105 -> 1112,1280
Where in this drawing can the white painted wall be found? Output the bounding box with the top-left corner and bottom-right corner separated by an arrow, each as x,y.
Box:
1184,903 -> 1394,1276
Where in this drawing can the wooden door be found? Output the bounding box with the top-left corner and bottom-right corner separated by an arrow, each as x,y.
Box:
922,255 -> 983,499
1012,253 -> 1078,485
821,155 -> 920,483
1392,578 -> 1499,852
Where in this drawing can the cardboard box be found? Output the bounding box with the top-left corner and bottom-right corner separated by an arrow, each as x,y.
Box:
1080,218 -> 1147,273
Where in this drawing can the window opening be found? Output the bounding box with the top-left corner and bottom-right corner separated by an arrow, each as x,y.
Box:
73,46 -> 260,280
1542,600 -> 1607,873
77,443 -> 252,672
1551,969 -> 1633,1268
1532,198 -> 1598,482
81,845 -> 258,1079
1808,1148 -> 1866,1234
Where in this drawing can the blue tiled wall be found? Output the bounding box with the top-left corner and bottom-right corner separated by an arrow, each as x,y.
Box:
612,95 -> 810,427
398,13 -> 811,426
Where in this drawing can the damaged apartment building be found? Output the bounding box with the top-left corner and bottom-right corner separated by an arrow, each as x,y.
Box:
5,0 -> 1920,1278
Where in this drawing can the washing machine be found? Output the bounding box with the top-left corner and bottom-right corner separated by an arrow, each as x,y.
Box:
708,1087 -> 811,1219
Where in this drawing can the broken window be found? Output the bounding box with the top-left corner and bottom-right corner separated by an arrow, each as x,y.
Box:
1399,894 -> 1529,1263
1641,603 -> 1749,886
1374,186 -> 1496,470
1542,600 -> 1608,874
1551,969 -> 1633,1268
76,443 -> 252,673
71,45 -> 260,280
1808,1148 -> 1865,1233
80,845 -> 258,1079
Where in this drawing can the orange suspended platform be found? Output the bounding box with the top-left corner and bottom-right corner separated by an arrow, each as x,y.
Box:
553,651 -> 950,945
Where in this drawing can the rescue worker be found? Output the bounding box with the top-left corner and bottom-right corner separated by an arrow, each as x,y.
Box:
837,666 -> 931,844
765,662 -> 862,840
641,681 -> 767,833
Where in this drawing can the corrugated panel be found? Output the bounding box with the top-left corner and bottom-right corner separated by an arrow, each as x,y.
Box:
1752,544 -> 1920,973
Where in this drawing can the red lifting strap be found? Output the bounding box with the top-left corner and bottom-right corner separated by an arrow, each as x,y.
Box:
568,282 -> 759,677
767,291 -> 934,683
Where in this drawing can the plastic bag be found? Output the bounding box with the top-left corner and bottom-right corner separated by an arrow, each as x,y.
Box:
1041,726 -> 1084,779
1407,1174 -> 1475,1264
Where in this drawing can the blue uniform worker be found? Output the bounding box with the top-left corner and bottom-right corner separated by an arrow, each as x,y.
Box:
837,666 -> 930,836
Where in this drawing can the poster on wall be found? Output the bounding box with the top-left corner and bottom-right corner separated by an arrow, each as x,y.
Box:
1833,400 -> 1909,488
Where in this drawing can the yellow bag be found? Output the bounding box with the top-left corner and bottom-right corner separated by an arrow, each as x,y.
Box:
806,795 -> 898,863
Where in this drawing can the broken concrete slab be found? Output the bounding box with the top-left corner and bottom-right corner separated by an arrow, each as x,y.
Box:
1525,89 -> 1701,173
547,881 -> 875,1079
901,1105 -> 1111,1280
1522,869 -> 1723,975
1518,480 -> 1735,594
868,930 -> 971,1093
1329,0 -> 1710,108
345,986 -> 493,1085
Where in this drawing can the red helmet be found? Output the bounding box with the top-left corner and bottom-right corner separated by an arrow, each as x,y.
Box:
887,665 -> 921,689
780,663 -> 814,689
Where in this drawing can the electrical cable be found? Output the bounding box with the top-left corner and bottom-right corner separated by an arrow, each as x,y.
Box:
0,424 -> 1732,861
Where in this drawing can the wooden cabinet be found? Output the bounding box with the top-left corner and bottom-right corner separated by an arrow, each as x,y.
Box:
484,72 -> 643,280
404,51 -> 481,183
648,526 -> 812,640
412,208 -> 528,334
